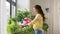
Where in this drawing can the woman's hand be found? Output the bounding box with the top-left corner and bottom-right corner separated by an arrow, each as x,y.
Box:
24,17 -> 32,22
28,18 -> 32,22
24,17 -> 28,21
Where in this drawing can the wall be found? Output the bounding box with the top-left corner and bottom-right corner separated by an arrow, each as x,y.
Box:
57,0 -> 60,34
17,0 -> 30,9
53,0 -> 60,34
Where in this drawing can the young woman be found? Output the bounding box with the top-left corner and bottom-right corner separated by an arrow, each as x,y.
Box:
28,5 -> 45,34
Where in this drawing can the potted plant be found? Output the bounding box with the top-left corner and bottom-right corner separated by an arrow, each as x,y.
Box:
15,9 -> 31,23
42,23 -> 49,34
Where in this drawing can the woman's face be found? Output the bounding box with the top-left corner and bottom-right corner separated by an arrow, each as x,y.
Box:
33,8 -> 38,14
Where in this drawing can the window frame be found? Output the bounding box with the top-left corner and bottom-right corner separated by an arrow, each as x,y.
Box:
7,0 -> 17,18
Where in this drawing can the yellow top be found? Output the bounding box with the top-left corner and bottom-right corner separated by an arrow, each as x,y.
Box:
29,14 -> 43,30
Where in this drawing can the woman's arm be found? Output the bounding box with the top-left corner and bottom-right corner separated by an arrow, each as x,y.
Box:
28,14 -> 40,25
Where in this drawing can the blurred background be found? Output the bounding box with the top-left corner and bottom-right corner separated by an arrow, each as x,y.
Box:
0,0 -> 60,34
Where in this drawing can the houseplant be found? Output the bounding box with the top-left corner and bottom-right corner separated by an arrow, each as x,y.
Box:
7,17 -> 34,34
15,9 -> 31,23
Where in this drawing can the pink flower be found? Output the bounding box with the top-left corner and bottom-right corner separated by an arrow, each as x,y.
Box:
24,18 -> 29,25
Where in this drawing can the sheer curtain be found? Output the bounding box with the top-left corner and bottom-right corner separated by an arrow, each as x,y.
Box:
0,0 -> 10,34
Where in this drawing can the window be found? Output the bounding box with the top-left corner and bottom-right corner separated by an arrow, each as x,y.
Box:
7,0 -> 17,17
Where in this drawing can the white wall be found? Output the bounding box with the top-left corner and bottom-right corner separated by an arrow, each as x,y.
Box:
17,0 -> 30,9
57,0 -> 60,34
53,0 -> 60,34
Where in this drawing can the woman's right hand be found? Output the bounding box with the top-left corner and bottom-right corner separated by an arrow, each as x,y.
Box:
28,18 -> 32,22
24,17 -> 32,22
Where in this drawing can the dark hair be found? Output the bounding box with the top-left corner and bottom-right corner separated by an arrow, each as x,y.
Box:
34,5 -> 45,22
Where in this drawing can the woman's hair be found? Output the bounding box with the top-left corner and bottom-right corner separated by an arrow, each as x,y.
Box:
34,5 -> 45,22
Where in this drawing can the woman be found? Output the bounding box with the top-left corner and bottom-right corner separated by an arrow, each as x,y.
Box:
28,5 -> 45,34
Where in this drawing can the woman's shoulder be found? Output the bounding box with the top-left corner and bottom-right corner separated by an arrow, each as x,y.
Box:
37,14 -> 41,16
37,14 -> 43,18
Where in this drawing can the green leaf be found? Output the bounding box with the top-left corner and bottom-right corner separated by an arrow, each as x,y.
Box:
42,23 -> 49,32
